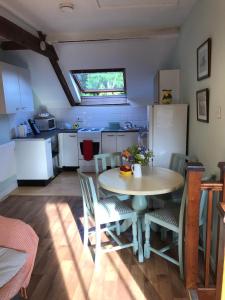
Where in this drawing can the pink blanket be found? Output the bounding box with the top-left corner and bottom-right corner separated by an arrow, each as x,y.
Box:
0,216 -> 39,300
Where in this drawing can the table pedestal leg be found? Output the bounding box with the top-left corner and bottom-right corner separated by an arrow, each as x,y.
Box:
132,195 -> 148,263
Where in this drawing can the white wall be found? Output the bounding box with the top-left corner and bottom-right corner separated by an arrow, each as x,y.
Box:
0,36 -> 177,130
51,105 -> 147,129
1,36 -> 177,108
55,38 -> 177,106
169,0 -> 225,175
0,115 -> 10,144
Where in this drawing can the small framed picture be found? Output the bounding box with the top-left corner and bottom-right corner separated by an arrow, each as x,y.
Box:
196,89 -> 209,123
197,38 -> 211,81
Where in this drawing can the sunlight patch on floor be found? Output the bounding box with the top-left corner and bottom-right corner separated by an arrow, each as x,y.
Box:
45,202 -> 147,299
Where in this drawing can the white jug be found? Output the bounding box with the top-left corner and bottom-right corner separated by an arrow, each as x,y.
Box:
17,125 -> 28,137
132,163 -> 142,178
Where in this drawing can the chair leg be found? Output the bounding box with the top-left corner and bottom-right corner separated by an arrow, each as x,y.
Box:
160,228 -> 167,241
178,229 -> 184,279
105,222 -> 110,236
144,219 -> 151,259
132,217 -> 138,254
95,223 -> 101,267
83,213 -> 89,247
172,231 -> 177,242
116,221 -> 120,236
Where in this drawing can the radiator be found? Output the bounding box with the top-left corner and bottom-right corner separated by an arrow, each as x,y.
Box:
0,141 -> 16,182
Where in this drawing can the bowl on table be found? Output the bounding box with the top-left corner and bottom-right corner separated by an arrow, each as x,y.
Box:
119,165 -> 132,176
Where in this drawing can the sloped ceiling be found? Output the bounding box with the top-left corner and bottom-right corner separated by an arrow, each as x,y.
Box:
0,0 -> 197,42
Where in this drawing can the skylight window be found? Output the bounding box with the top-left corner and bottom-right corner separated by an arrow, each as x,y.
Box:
71,69 -> 126,97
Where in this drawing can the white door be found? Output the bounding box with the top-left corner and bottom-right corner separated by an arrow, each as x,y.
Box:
101,133 -> 117,153
152,104 -> 187,168
62,133 -> 78,166
1,63 -> 21,113
116,132 -> 138,152
18,68 -> 34,112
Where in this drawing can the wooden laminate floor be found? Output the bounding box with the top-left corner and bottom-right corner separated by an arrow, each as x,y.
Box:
0,192 -> 188,300
12,172 -> 81,197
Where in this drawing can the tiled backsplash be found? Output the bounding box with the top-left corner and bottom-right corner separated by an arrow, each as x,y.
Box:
8,111 -> 33,138
48,105 -> 147,129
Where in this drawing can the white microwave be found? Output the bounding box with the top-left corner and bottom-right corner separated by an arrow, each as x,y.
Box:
34,117 -> 56,131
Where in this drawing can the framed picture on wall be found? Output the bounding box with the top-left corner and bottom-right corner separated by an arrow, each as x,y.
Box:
197,38 -> 211,81
196,88 -> 209,123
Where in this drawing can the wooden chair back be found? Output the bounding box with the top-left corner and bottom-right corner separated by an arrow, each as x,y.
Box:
77,169 -> 98,218
170,153 -> 197,177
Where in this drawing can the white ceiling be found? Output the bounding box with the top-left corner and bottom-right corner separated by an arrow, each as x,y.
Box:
0,0 -> 197,42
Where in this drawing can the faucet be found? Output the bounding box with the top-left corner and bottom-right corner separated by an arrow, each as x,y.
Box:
124,121 -> 133,129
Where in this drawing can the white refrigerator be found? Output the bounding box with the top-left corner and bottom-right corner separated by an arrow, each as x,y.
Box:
147,104 -> 188,168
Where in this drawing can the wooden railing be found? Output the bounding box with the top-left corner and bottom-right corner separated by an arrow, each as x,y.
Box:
185,162 -> 225,300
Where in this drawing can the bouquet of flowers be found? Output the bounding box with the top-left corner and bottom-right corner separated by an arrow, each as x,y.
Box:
121,144 -> 153,166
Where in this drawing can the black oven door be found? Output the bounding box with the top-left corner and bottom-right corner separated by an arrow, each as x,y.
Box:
48,119 -> 56,129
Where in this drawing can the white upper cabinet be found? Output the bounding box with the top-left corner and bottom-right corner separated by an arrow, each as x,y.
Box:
0,62 -> 34,114
18,67 -> 34,112
0,62 -> 21,114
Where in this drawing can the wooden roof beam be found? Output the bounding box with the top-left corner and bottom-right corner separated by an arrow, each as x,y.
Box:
0,16 -> 77,106
1,41 -> 27,51
0,16 -> 58,60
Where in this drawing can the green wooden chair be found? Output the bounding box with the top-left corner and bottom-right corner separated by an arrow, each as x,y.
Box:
151,153 -> 198,209
144,182 -> 209,279
77,169 -> 138,266
94,152 -> 129,201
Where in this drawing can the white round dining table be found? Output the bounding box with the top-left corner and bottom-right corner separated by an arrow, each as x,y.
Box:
98,166 -> 184,262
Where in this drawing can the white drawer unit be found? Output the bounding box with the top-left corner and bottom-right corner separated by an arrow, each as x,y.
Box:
58,133 -> 79,167
101,132 -> 138,153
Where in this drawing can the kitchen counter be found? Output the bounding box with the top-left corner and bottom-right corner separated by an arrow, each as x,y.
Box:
14,128 -> 78,140
13,128 -> 146,140
102,128 -> 142,132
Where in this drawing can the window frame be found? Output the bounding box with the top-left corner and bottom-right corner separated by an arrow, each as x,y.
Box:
70,68 -> 127,96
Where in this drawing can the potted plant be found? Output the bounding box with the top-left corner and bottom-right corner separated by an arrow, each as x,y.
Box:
121,145 -> 153,177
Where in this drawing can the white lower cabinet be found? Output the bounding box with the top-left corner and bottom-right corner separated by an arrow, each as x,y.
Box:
15,139 -> 53,180
116,132 -> 138,152
59,133 -> 78,167
102,132 -> 138,153
101,133 -> 117,153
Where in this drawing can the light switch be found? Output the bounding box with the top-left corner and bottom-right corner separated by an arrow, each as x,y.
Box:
216,106 -> 222,119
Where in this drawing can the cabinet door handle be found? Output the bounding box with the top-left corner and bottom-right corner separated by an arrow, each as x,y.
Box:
118,134 -> 125,137
16,107 -> 20,111
107,134 -> 114,137
69,135 -> 76,137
